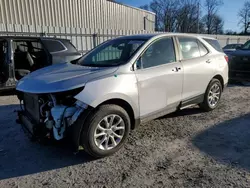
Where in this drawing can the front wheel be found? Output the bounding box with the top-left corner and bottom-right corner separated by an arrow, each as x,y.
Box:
199,78 -> 222,112
79,104 -> 131,158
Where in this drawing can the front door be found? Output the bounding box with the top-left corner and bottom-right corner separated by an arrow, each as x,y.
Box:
135,37 -> 183,118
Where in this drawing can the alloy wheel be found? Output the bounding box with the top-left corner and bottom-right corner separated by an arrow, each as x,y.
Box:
94,114 -> 125,151
208,83 -> 221,107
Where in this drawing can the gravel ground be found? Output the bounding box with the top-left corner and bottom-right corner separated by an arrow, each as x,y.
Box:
1,85 -> 250,188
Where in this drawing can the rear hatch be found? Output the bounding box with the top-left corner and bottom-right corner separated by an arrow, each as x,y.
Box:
41,38 -> 82,64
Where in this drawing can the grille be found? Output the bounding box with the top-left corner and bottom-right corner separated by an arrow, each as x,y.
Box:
23,93 -> 40,123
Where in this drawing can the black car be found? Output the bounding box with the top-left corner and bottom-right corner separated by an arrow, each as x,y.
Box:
223,43 -> 243,53
0,36 -> 82,91
227,40 -> 250,81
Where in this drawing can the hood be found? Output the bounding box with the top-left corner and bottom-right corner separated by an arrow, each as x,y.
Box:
16,63 -> 118,94
227,49 -> 250,57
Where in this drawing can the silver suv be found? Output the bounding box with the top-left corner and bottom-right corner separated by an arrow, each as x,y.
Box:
16,34 -> 228,158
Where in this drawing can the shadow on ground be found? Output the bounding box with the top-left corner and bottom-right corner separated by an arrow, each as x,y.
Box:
193,113 -> 250,171
0,89 -> 17,96
228,81 -> 250,87
0,104 -> 92,180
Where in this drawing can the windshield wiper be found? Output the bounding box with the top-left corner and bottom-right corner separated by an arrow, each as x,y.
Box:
81,64 -> 116,67
81,64 -> 101,67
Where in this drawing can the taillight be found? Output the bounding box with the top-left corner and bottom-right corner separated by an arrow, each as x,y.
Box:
224,55 -> 229,63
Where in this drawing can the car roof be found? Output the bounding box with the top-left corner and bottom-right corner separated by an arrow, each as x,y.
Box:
225,43 -> 242,45
115,33 -> 217,41
0,36 -> 70,41
115,34 -> 159,40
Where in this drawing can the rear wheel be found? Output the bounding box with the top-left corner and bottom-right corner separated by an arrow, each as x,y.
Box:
80,104 -> 131,158
199,78 -> 222,111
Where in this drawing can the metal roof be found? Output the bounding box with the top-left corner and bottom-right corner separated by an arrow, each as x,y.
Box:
0,36 -> 70,41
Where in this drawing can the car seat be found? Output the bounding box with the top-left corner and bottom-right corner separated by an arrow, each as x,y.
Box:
14,46 -> 35,80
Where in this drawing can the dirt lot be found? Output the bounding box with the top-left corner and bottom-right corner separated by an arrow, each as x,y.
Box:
1,85 -> 250,188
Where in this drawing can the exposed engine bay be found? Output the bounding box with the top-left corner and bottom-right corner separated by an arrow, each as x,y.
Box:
16,88 -> 87,141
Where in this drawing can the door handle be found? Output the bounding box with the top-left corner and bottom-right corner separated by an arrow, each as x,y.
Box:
206,59 -> 211,63
172,67 -> 181,72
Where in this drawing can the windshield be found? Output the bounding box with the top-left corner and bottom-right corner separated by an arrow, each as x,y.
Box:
241,40 -> 250,50
78,39 -> 147,67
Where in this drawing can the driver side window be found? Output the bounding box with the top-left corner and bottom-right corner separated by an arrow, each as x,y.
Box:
137,37 -> 176,69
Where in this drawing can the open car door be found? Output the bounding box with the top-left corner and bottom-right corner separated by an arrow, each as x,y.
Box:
0,40 -> 8,83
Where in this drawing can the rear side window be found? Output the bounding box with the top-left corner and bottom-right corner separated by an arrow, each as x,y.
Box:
223,44 -> 233,49
42,40 -> 66,53
203,38 -> 223,52
178,37 -> 201,59
198,40 -> 209,56
61,40 -> 78,53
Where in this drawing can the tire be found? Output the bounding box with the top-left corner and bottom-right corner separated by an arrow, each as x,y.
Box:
199,78 -> 222,112
79,104 -> 131,158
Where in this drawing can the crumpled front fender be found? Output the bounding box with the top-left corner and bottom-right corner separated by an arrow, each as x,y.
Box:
74,73 -> 140,119
68,106 -> 93,152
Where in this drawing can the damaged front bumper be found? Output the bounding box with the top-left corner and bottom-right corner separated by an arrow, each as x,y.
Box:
16,99 -> 91,152
17,110 -> 40,140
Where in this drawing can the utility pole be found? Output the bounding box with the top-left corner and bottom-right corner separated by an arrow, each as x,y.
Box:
197,2 -> 200,34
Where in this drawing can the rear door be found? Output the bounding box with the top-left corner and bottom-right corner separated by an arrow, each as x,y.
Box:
177,37 -> 216,100
135,37 -> 183,118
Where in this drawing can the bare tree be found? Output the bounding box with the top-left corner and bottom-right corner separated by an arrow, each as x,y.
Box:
175,0 -> 201,33
238,1 -> 250,34
213,14 -> 224,34
202,14 -> 224,34
139,5 -> 149,11
149,0 -> 180,31
202,0 -> 223,34
140,0 -> 204,33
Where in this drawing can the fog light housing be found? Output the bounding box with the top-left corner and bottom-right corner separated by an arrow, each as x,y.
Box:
75,100 -> 88,109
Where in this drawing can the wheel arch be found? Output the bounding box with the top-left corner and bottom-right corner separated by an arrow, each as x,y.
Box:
213,74 -> 224,90
98,98 -> 138,130
71,97 -> 139,151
